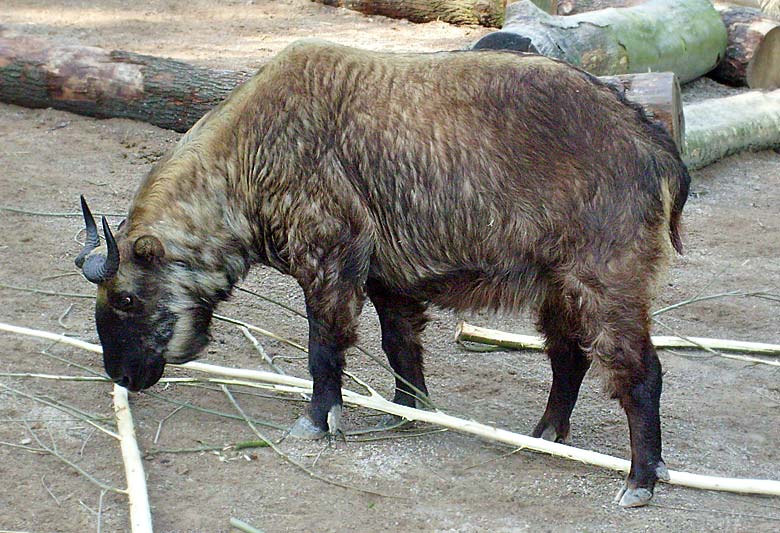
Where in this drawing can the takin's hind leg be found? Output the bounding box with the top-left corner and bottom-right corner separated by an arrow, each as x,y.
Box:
532,295 -> 591,443
366,279 -> 430,428
570,276 -> 668,507
609,333 -> 670,507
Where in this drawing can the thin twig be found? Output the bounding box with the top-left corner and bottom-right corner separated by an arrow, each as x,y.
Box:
144,390 -> 288,431
236,285 -> 306,318
41,475 -> 61,506
239,326 -> 287,375
0,206 -> 124,217
0,383 -> 119,440
97,490 -> 106,533
153,403 -> 188,444
221,384 -> 398,499
0,283 -> 93,299
58,303 -> 75,329
20,420 -> 125,495
213,313 -> 307,352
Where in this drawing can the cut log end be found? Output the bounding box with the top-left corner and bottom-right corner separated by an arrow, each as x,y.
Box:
747,26 -> 780,89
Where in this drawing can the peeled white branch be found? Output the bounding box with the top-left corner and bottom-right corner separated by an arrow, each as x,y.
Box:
0,323 -> 152,531
455,321 -> 780,361
113,385 -> 153,533
2,322 -> 780,499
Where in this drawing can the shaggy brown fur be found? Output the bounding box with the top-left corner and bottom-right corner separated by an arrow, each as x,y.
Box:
83,40 -> 690,507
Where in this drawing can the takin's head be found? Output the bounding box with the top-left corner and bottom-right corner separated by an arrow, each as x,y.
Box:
75,196 -> 214,391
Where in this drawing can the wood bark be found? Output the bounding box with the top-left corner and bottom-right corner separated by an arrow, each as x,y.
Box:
709,5 -> 780,88
683,89 -> 780,169
314,0 -> 507,27
0,35 -> 681,145
509,0 -> 559,14
722,0 -> 780,19
555,0 -> 645,15
473,0 -> 728,83
0,34 -> 251,133
601,72 -> 683,151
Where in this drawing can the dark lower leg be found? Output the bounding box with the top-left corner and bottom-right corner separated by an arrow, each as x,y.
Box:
614,336 -> 666,506
368,280 -> 429,408
533,297 -> 590,442
620,339 -> 665,489
531,340 -> 590,442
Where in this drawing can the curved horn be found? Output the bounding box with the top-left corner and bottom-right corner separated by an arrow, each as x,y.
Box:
81,216 -> 120,284
75,195 -> 100,268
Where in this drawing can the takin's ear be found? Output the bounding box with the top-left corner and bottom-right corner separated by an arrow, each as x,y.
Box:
133,235 -> 166,265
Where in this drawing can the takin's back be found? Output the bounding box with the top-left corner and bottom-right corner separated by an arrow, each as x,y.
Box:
186,41 -> 689,308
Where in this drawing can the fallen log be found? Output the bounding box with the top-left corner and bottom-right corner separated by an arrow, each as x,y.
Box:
555,0 -> 645,15
601,72 -> 683,151
473,0 -> 728,83
723,0 -> 780,19
313,0 -> 507,27
709,5 -> 780,89
510,0 -> 559,14
0,35 -> 681,146
0,34 -> 251,133
683,89 -> 780,170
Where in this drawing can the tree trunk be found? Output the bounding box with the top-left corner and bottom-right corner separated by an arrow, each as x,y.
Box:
683,89 -> 780,169
555,0 -> 645,15
722,0 -> 780,19
473,0 -> 728,83
709,5 -> 780,89
314,0 -> 507,27
601,72 -> 683,151
0,35 -> 681,145
509,0 -> 559,14
0,34 -> 251,133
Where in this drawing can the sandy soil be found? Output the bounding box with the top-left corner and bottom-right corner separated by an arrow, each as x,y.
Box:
1,1 -> 779,532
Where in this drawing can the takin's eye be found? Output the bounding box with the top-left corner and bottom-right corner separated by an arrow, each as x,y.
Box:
110,292 -> 138,313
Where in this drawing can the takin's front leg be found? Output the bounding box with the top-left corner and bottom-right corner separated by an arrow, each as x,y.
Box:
287,225 -> 371,439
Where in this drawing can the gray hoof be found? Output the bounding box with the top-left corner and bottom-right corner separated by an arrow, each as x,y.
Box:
374,413 -> 411,430
656,461 -> 670,482
288,405 -> 343,440
614,485 -> 654,508
289,415 -> 327,440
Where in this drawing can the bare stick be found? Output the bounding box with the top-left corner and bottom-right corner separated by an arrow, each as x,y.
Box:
239,326 -> 287,375
113,384 -> 153,532
153,403 -> 188,444
5,323 -> 780,498
229,517 -> 264,533
454,321 -> 780,358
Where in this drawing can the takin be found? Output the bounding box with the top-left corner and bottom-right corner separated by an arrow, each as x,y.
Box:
75,40 -> 690,507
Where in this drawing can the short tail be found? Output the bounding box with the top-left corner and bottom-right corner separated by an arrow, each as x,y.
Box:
668,161 -> 691,255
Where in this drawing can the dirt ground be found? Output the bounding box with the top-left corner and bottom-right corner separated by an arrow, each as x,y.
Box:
1,1 -> 779,532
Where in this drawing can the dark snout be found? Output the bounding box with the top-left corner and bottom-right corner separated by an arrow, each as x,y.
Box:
106,351 -> 166,392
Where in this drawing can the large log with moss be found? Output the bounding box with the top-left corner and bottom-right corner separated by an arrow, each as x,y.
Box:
724,0 -> 780,19
0,34 -> 251,132
556,0 -> 644,15
313,0 -> 507,27
709,5 -> 780,89
473,0 -> 728,83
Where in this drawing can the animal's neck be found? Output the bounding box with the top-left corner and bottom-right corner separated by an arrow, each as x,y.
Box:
128,149 -> 260,298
